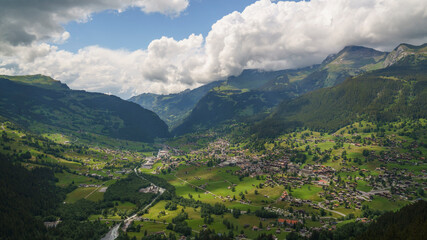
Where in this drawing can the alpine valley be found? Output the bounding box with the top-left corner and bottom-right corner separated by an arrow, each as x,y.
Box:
1,43 -> 427,240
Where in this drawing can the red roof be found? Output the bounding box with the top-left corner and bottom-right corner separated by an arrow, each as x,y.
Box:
285,219 -> 299,225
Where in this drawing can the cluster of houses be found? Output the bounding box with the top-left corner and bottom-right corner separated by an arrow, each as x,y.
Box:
133,129 -> 427,238
141,157 -> 155,169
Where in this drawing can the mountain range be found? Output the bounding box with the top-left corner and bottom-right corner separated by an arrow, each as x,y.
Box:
170,43 -> 426,135
0,43 -> 425,141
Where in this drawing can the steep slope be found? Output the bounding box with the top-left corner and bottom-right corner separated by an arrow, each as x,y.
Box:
0,75 -> 170,142
0,153 -> 61,240
297,45 -> 387,92
173,45 -> 390,135
254,56 -> 427,137
383,43 -> 427,67
129,80 -> 223,128
172,88 -> 291,135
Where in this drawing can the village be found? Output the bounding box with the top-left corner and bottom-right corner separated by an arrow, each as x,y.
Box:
133,130 -> 426,238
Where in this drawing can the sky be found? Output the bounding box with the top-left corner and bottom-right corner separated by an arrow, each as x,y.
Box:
61,0 -> 259,52
0,0 -> 427,99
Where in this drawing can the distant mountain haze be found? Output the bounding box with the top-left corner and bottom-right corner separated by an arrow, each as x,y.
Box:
129,81 -> 223,129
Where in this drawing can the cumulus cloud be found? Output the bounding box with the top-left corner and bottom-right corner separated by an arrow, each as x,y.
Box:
0,0 -> 189,53
1,0 -> 427,98
200,0 -> 427,77
0,43 -> 202,96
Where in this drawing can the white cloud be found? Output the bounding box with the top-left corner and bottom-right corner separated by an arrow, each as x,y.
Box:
201,0 -> 427,77
1,0 -> 427,98
0,0 -> 189,52
133,0 -> 190,16
0,43 -> 202,97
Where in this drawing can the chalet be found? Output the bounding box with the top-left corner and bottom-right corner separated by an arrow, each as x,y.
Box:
280,190 -> 289,200
44,220 -> 61,228
317,179 -> 329,186
284,219 -> 299,226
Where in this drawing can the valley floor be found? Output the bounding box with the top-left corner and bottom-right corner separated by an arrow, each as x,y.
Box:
0,119 -> 426,240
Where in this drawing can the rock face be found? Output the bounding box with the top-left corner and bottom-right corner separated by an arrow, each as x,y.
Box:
383,43 -> 427,67
383,45 -> 411,67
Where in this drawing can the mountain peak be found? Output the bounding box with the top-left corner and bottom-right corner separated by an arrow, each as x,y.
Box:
383,43 -> 427,67
394,42 -> 427,51
321,45 -> 386,68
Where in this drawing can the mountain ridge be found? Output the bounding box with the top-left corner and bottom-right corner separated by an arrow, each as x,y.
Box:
173,43 -> 403,135
0,76 -> 170,142
253,54 -> 427,137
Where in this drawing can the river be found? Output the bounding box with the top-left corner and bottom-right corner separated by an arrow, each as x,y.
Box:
100,168 -> 166,240
101,223 -> 120,240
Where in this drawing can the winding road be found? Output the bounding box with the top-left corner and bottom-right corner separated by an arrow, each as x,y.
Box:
318,203 -> 346,217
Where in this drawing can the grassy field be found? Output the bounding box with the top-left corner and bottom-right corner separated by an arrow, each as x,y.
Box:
363,196 -> 409,212
55,172 -> 101,187
291,184 -> 323,202
127,221 -> 175,239
169,165 -> 272,210
65,187 -> 98,203
115,201 -> 137,211
86,190 -> 104,202
356,181 -> 372,192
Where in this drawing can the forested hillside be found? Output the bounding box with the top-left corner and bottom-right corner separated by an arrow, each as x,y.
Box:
0,153 -> 61,239
0,75 -> 170,142
310,200 -> 427,240
254,57 -> 427,137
